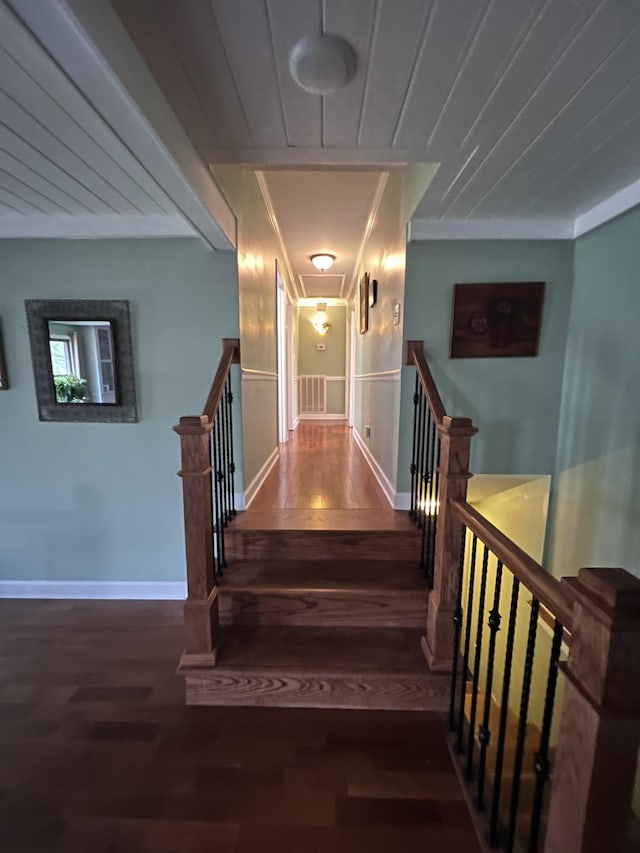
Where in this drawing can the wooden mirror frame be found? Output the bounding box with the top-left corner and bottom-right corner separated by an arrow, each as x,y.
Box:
25,299 -> 138,423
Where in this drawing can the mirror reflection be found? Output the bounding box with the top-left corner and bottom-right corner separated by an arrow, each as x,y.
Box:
47,320 -> 118,404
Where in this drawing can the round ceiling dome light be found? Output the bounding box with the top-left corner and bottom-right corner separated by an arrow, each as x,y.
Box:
289,34 -> 357,95
310,253 -> 336,271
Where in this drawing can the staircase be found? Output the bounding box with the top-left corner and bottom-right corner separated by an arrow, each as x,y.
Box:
180,524 -> 452,711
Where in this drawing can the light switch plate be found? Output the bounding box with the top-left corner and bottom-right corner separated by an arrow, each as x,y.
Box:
393,302 -> 401,325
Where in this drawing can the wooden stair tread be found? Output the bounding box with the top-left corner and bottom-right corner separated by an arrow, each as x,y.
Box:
182,626 -> 451,712
219,559 -> 426,593
231,508 -> 417,531
212,626 -> 431,674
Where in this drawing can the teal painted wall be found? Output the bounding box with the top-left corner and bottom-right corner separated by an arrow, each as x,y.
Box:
398,240 -> 574,490
547,205 -> 640,580
0,239 -> 240,582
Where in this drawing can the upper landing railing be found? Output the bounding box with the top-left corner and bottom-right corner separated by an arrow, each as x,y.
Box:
405,339 -> 640,853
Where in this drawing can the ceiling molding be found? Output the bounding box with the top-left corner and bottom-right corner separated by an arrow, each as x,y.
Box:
409,218 -> 574,241
298,274 -> 346,300
345,172 -> 390,302
255,170 -> 299,302
0,214 -> 196,240
7,0 -> 236,250
573,176 -> 640,238
200,148 -> 426,167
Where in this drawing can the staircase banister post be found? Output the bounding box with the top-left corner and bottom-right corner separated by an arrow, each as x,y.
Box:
422,414 -> 478,672
544,567 -> 640,853
173,413 -> 219,666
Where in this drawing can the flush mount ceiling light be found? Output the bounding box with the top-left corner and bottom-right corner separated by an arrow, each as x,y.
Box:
310,253 -> 336,271
289,34 -> 357,95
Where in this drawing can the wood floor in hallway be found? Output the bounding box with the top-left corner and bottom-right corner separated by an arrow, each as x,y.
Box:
0,600 -> 481,853
236,422 -> 410,531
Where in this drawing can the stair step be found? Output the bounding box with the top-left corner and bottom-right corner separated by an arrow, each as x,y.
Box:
225,527 -> 420,561
218,560 -> 428,628
181,626 -> 449,711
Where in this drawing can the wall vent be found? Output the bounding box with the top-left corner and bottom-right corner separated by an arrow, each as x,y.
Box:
299,375 -> 326,414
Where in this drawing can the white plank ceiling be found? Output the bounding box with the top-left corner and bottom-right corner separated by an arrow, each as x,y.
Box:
0,0 -> 195,238
112,0 -> 640,229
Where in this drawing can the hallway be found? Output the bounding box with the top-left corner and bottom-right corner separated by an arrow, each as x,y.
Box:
236,423 -> 410,530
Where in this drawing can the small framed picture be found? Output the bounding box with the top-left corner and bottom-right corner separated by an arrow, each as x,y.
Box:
359,272 -> 370,334
0,323 -> 8,390
369,279 -> 378,308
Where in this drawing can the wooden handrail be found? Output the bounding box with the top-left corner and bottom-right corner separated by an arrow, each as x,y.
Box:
405,339 -> 447,427
201,338 -> 240,422
451,499 -> 575,631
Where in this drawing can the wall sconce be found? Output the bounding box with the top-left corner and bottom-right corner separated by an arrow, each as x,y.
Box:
311,302 -> 332,335
310,253 -> 336,271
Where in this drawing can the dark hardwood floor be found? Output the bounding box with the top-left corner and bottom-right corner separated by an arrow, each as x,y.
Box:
0,600 -> 481,853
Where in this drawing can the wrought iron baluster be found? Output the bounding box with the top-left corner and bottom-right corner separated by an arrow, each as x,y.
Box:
449,525 -> 467,731
466,544 -> 490,781
425,419 -> 439,585
528,619 -> 564,853
222,376 -> 231,522
414,385 -> 425,530
420,402 -> 433,573
488,574 -> 520,848
456,534 -> 478,753
219,403 -> 229,529
210,421 -> 222,579
476,559 -> 504,811
226,378 -> 236,516
215,414 -> 227,570
410,373 -> 419,521
417,391 -> 428,533
506,598 -> 540,852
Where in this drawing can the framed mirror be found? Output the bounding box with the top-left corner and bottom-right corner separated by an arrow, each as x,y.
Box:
25,299 -> 138,423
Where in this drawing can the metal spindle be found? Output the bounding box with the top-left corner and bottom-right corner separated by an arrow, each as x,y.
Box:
476,560 -> 504,811
506,598 -> 540,852
466,544 -> 490,780
215,415 -> 227,569
528,619 -> 564,853
488,575 -> 520,848
211,421 -> 222,579
449,525 -> 468,731
456,533 -> 478,753
410,373 -> 419,520
417,392 -> 428,532
415,385 -> 424,527
222,377 -> 231,522
425,419 -> 439,584
219,404 -> 229,528
420,403 -> 433,570
226,379 -> 237,516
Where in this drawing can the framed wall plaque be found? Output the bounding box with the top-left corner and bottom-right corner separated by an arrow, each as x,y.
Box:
450,281 -> 545,359
359,272 -> 370,334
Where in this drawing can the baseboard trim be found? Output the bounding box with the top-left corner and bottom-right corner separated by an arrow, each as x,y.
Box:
290,416 -> 300,431
243,446 -> 279,509
234,492 -> 247,512
352,427 -> 395,509
0,581 -> 187,600
393,491 -> 411,511
299,414 -> 347,421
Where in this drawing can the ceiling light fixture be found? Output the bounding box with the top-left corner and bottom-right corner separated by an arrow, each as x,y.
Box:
311,253 -> 336,271
289,34 -> 357,95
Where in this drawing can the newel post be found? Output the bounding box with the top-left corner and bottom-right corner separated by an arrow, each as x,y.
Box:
543,567 -> 640,853
422,415 -> 477,671
173,414 -> 219,667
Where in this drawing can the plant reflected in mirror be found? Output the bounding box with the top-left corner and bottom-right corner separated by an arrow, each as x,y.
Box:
47,320 -> 118,405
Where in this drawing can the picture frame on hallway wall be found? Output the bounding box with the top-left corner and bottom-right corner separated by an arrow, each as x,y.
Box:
0,321 -> 8,390
359,272 -> 370,334
450,281 -> 545,359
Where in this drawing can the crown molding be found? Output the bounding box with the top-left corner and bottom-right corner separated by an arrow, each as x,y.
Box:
0,214 -> 196,239
409,218 -> 574,241
345,172 -> 389,302
255,171 -> 299,302
573,176 -> 640,237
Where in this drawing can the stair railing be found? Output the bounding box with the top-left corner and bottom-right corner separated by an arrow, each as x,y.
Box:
173,337 -> 239,667
404,339 -> 640,853
405,339 -> 477,671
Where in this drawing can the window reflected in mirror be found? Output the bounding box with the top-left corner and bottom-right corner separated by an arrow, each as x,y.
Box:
47,320 -> 118,405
